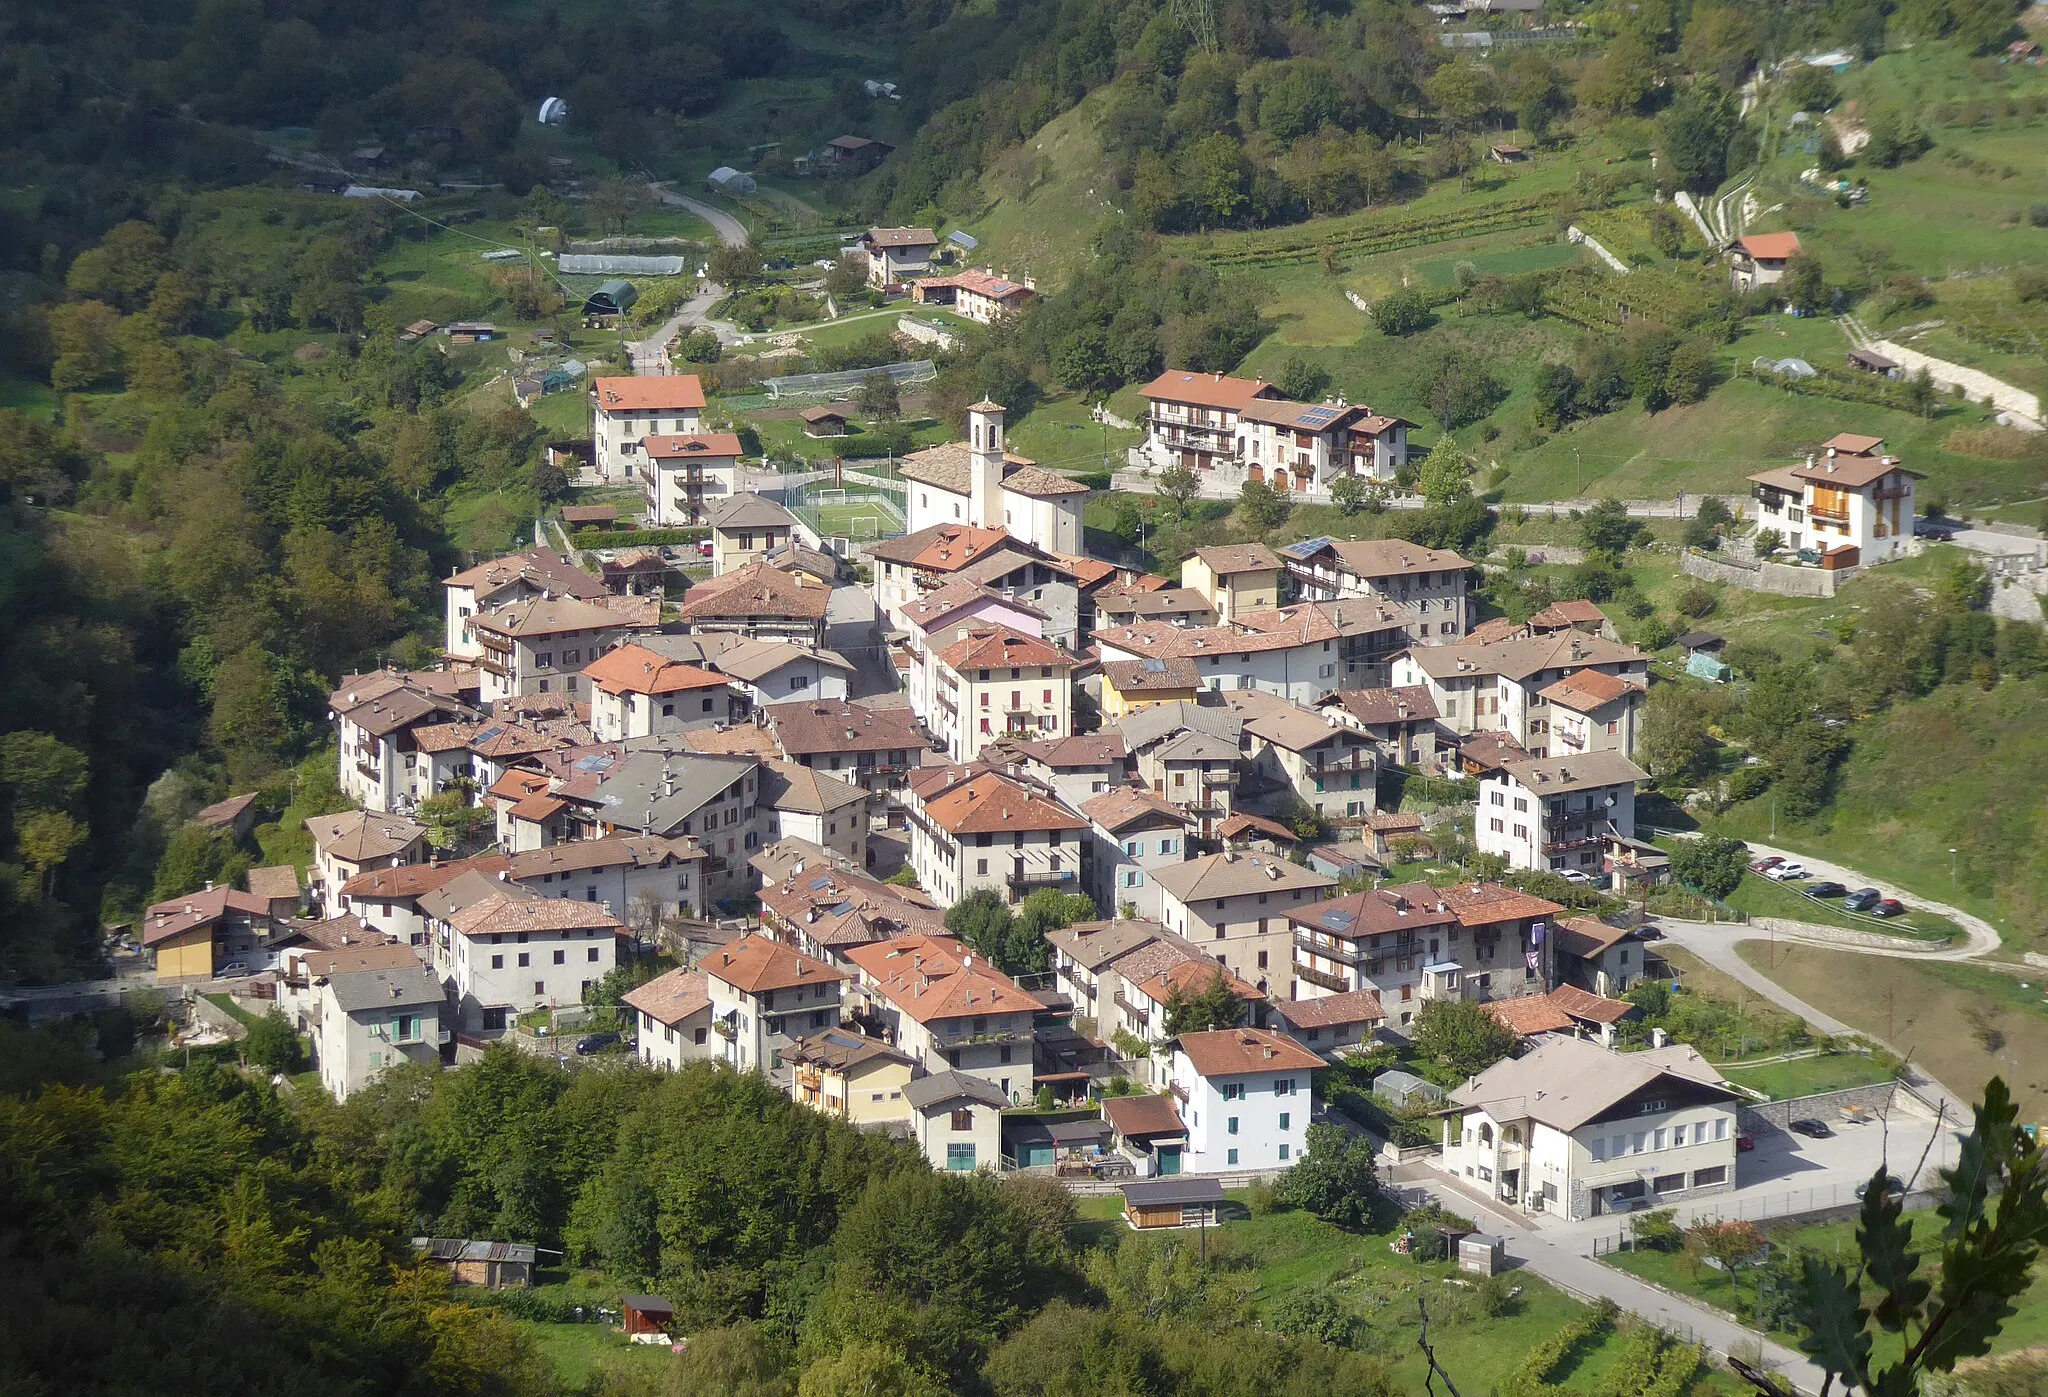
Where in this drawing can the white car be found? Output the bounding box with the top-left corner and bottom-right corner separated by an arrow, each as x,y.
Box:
1768,862 -> 1808,881
1558,869 -> 1596,885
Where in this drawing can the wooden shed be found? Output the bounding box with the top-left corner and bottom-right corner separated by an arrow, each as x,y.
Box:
800,405 -> 851,437
621,1294 -> 675,1338
560,504 -> 620,529
1121,1176 -> 1226,1230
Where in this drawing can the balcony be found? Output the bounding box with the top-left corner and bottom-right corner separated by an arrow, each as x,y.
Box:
1008,868 -> 1078,890
1294,932 -> 1368,967
1293,961 -> 1350,994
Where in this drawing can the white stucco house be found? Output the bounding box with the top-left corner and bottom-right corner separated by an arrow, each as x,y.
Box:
1167,1027 -> 1325,1173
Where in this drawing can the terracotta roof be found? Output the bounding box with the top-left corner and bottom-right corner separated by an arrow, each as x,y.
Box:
844,934 -> 1043,1023
1791,449 -> 1918,490
1319,685 -> 1439,727
584,643 -> 730,696
643,432 -> 744,459
1485,995 -> 1576,1036
798,404 -> 850,423
1009,732 -> 1127,767
1734,232 -> 1801,261
919,269 -> 1032,301
1431,881 -> 1567,927
1398,631 -> 1647,684
340,857 -> 507,900
1529,599 -> 1608,628
938,625 -> 1070,671
1273,988 -> 1385,1029
1191,543 -> 1282,575
1295,538 -> 1472,578
1468,617 -> 1522,644
1130,958 -> 1262,1006
1548,982 -> 1637,1025
330,677 -> 477,739
902,578 -> 1044,630
445,549 -> 606,600
142,886 -> 271,946
922,770 -> 1088,836
1101,1092 -> 1186,1138
1081,786 -> 1191,833
1452,1037 -> 1731,1132
766,698 -> 925,756
245,866 -> 300,902
1099,587 -> 1216,620
1150,852 -> 1334,902
704,494 -> 798,530
560,504 -> 619,526
1216,811 -> 1297,844
1001,464 -> 1090,498
301,941 -> 420,979
450,894 -> 621,937
283,913 -> 391,951
306,811 -> 428,863
712,638 -> 853,683
785,1027 -> 913,1072
1238,398 -> 1369,431
591,376 -> 707,412
194,792 -> 259,829
622,968 -> 711,1025
1539,669 -> 1635,713
1821,432 -> 1884,456
471,595 -> 624,639
1292,886 -> 1459,939
1048,552 -> 1119,589
1138,370 -> 1276,411
683,724 -> 781,757
864,226 -> 938,248
411,720 -> 486,754
759,864 -> 948,948
702,933 -> 847,994
679,561 -> 832,622
1173,1027 -> 1325,1078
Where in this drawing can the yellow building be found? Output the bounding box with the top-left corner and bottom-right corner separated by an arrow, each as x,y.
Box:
786,1028 -> 916,1125
143,886 -> 277,983
1181,544 -> 1283,624
1099,655 -> 1203,721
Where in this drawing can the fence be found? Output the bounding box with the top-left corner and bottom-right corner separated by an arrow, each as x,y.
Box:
763,359 -> 935,400
787,478 -> 907,547
1589,1182 -> 1942,1253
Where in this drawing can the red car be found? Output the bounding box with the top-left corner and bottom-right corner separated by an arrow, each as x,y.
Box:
1736,1133 -> 1757,1152
1749,856 -> 1783,874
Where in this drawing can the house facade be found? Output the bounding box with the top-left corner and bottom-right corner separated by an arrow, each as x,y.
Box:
1476,751 -> 1648,874
1748,434 -> 1920,565
642,432 -> 745,527
1080,788 -> 1194,922
699,934 -> 847,1074
591,375 -> 706,483
861,226 -> 940,288
844,934 -> 1040,1100
1180,545 -> 1283,625
1152,851 -> 1336,995
905,765 -> 1089,908
1279,538 -> 1472,645
312,962 -> 446,1101
1168,1028 -> 1324,1173
705,494 -> 799,575
622,968 -> 718,1071
929,625 -> 1075,763
585,644 -> 735,741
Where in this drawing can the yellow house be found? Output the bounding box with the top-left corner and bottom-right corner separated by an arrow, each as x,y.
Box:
1181,544 -> 1283,624
1099,655 -> 1203,721
786,1027 -> 916,1126
143,886 -> 276,982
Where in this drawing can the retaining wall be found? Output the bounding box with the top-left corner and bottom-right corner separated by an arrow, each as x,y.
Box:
1736,1081 -> 1899,1137
1681,550 -> 1852,598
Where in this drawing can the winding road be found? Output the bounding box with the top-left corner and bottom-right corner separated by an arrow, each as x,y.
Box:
626,182 -> 750,374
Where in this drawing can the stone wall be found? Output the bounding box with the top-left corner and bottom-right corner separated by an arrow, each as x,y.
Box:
1737,1081 -> 1899,1138
1681,550 -> 1853,598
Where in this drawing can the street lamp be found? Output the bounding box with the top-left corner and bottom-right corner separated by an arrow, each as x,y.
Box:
1949,848 -> 1958,890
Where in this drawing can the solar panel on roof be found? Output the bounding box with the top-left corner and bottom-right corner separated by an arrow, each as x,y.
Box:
1295,406 -> 1342,429
1283,537 -> 1334,558
830,902 -> 855,916
475,726 -> 504,742
574,755 -> 608,771
1325,911 -> 1355,929
809,875 -> 834,890
1143,658 -> 1167,672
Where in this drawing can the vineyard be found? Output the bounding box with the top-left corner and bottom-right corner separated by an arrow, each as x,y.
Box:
1738,358 -> 1935,415
1183,194 -> 1553,268
1574,205 -> 1703,267
1541,264 -> 1732,333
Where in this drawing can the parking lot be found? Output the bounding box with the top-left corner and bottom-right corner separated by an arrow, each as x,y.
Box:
1544,1094 -> 1960,1244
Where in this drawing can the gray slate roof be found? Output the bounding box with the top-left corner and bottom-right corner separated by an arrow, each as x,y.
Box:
904,1069 -> 1008,1111
328,963 -> 444,1013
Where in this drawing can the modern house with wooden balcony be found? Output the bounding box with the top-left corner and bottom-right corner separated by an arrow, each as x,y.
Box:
1475,751 -> 1647,875
1136,370 -> 1281,473
1748,433 -> 1920,566
641,431 -> 743,526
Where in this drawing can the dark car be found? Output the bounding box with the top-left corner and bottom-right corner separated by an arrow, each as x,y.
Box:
575,1032 -> 622,1056
1736,1133 -> 1757,1152
1789,1118 -> 1834,1139
1872,898 -> 1906,918
1809,881 -> 1848,898
1856,1173 -> 1908,1199
1843,888 -> 1883,912
1914,518 -> 1956,541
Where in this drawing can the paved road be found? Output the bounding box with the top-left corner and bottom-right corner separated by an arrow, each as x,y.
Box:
624,183 -> 751,373
646,183 -> 748,247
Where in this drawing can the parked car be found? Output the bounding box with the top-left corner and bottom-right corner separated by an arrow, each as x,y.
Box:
1914,518 -> 1956,541
1735,1133 -> 1757,1152
1856,1173 -> 1908,1199
697,538 -> 714,557
1558,868 -> 1595,885
575,1032 -> 622,1056
1750,856 -> 1784,873
1768,862 -> 1809,881
1789,1117 -> 1834,1139
1872,898 -> 1906,918
1808,881 -> 1847,898
1843,888 -> 1883,912
215,960 -> 250,978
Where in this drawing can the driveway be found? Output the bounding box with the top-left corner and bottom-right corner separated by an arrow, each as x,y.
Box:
1725,842 -> 2002,960
645,183 -> 748,247
622,184 -> 750,374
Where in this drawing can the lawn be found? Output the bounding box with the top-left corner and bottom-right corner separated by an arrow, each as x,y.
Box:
202,993 -> 259,1029
1734,944 -> 2048,1120
515,1319 -> 679,1387
962,90 -> 1124,292
1604,1208 -> 2048,1358
1700,672 -> 2048,953
1719,1052 -> 1897,1101
1721,871 -> 1959,943
1007,390 -> 1139,473
1081,1192 -> 1744,1394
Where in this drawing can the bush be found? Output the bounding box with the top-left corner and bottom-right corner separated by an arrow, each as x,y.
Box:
1371,287 -> 1435,336
1630,1208 -> 1683,1252
1676,584 -> 1718,618
1725,764 -> 1773,803
1242,1179 -> 1284,1216
1268,1289 -> 1355,1346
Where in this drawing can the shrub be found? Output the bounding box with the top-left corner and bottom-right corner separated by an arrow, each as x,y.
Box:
1268,1289 -> 1355,1346
1676,584 -> 1718,618
1631,1208 -> 1683,1251
1725,764 -> 1773,803
1371,287 -> 1434,336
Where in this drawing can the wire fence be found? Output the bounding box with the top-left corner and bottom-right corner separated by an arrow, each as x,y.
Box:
763,359 -> 935,400
1588,1183 -> 1944,1254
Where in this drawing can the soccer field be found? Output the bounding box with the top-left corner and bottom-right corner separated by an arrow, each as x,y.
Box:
807,498 -> 904,539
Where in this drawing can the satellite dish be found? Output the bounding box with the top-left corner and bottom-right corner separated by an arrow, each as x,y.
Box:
538,97 -> 569,126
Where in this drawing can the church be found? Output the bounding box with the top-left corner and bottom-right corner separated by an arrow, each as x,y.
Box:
899,402 -> 1090,556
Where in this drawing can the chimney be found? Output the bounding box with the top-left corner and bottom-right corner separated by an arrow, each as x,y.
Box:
204,880 -> 214,892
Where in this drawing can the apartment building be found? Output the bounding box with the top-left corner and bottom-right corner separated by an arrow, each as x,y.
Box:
642,432 -> 745,526
1224,692 -> 1378,822
765,698 -> 927,821
705,494 -> 799,576
623,967 -> 717,1071
1390,631 -> 1650,758
419,872 -> 623,1033
1136,370 -> 1280,472
928,625 -> 1075,764
1168,1028 -> 1324,1174
905,765 -> 1089,907
329,671 -> 482,813
1080,787 -> 1194,922
444,548 -> 607,661
1312,685 -> 1441,770
1180,544 -> 1283,624
1233,398 -> 1413,492
785,1029 -> 916,1124
308,958 -> 446,1101
584,643 -> 736,741
1152,850 -> 1336,995
1279,537 -> 1472,643
1120,701 -> 1241,838
1476,751 -> 1648,874
471,596 -> 640,704
860,226 -> 939,287
677,560 -> 833,647
699,934 -> 847,1074
843,934 -> 1041,1100
591,375 -> 705,482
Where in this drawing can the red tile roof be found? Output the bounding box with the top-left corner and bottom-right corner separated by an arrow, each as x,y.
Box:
1138,370 -> 1276,411
644,432 -> 744,459
1486,995 -> 1576,1036
922,771 -> 1088,836
939,625 -> 1070,671
584,644 -> 730,696
592,376 -> 706,412
1173,1028 -> 1325,1078
1273,988 -> 1385,1029
702,933 -> 847,994
1735,232 -> 1801,261
843,934 -> 1043,1023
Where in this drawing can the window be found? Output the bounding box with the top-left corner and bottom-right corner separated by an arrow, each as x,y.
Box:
1226,1148 -> 1239,1166
1671,1124 -> 1687,1147
1653,1173 -> 1686,1194
1653,1128 -> 1668,1150
1714,1118 -> 1728,1141
946,1143 -> 977,1171
1227,1116 -> 1239,1135
533,980 -> 545,996
1273,1078 -> 1295,1096
1278,1112 -> 1290,1131
1591,1138 -> 1607,1162
1633,1132 -> 1647,1152
1124,840 -> 1141,856
553,949 -> 566,965
950,1108 -> 974,1131
1222,1082 -> 1244,1101
1159,837 -> 1177,855
1693,1165 -> 1727,1187
1279,1143 -> 1290,1161
490,954 -> 504,969
694,1027 -> 708,1044
517,952 -> 530,968
1123,871 -> 1143,888
588,947 -> 601,962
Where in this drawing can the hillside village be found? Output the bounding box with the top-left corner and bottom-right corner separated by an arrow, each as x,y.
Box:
8,0 -> 2048,1393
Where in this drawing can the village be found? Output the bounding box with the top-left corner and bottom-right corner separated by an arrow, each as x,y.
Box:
130,302 -> 1953,1259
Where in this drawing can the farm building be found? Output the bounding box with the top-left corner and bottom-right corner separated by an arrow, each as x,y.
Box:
582,279 -> 639,318
621,1295 -> 675,1338
411,1238 -> 537,1289
1122,1177 -> 1226,1230
707,166 -> 757,195
800,406 -> 851,437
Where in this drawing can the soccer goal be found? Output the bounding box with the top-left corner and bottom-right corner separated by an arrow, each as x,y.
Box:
812,487 -> 849,510
849,513 -> 883,540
